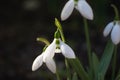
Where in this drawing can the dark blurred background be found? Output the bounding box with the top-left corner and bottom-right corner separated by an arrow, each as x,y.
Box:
0,0 -> 120,80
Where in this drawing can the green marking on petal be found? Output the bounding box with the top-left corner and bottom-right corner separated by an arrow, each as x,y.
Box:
55,39 -> 60,45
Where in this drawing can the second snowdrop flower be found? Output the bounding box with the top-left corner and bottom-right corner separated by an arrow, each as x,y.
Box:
103,21 -> 120,45
61,0 -> 93,21
43,38 -> 76,62
32,51 -> 56,73
32,38 -> 56,73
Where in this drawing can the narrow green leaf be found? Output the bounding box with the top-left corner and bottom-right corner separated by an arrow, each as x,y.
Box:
97,73 -> 104,80
118,69 -> 120,74
97,40 -> 114,78
112,46 -> 117,80
92,52 -> 99,76
115,74 -> 120,80
72,73 -> 78,80
68,58 -> 89,80
115,69 -> 120,80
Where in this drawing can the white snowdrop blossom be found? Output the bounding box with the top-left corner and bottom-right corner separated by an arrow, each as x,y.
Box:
32,52 -> 56,73
103,21 -> 120,45
32,39 -> 57,73
61,0 -> 93,21
43,38 -> 76,62
32,38 -> 76,73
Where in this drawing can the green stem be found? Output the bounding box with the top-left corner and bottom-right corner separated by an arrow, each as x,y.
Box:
69,58 -> 89,80
59,29 -> 65,42
55,18 -> 71,80
56,69 -> 61,80
111,4 -> 119,20
112,46 -> 117,80
65,58 -> 71,80
115,74 -> 120,80
36,37 -> 50,46
83,18 -> 92,78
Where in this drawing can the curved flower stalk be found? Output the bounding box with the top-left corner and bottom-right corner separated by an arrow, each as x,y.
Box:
103,21 -> 120,45
61,0 -> 93,21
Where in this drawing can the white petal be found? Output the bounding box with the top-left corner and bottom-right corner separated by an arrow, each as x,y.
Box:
60,41 -> 76,58
76,0 -> 93,20
32,53 -> 44,71
61,0 -> 74,21
55,48 -> 61,53
43,39 -> 56,62
111,23 -> 120,45
103,22 -> 114,37
46,59 -> 56,73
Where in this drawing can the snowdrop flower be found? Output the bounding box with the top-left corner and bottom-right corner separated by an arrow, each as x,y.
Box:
43,38 -> 76,62
32,52 -> 56,73
32,37 -> 76,73
103,21 -> 120,45
61,0 -> 93,21
32,37 -> 58,73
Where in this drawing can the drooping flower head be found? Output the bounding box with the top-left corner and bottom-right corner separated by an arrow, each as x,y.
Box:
32,52 -> 56,73
103,4 -> 120,45
32,29 -> 76,73
43,30 -> 76,62
44,38 -> 76,59
32,38 -> 56,73
103,21 -> 120,45
61,0 -> 94,21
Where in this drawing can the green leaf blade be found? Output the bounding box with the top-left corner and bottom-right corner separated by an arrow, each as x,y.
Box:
68,58 -> 89,80
97,40 -> 115,79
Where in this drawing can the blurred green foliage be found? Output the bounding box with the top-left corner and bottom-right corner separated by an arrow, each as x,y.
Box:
0,0 -> 120,80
